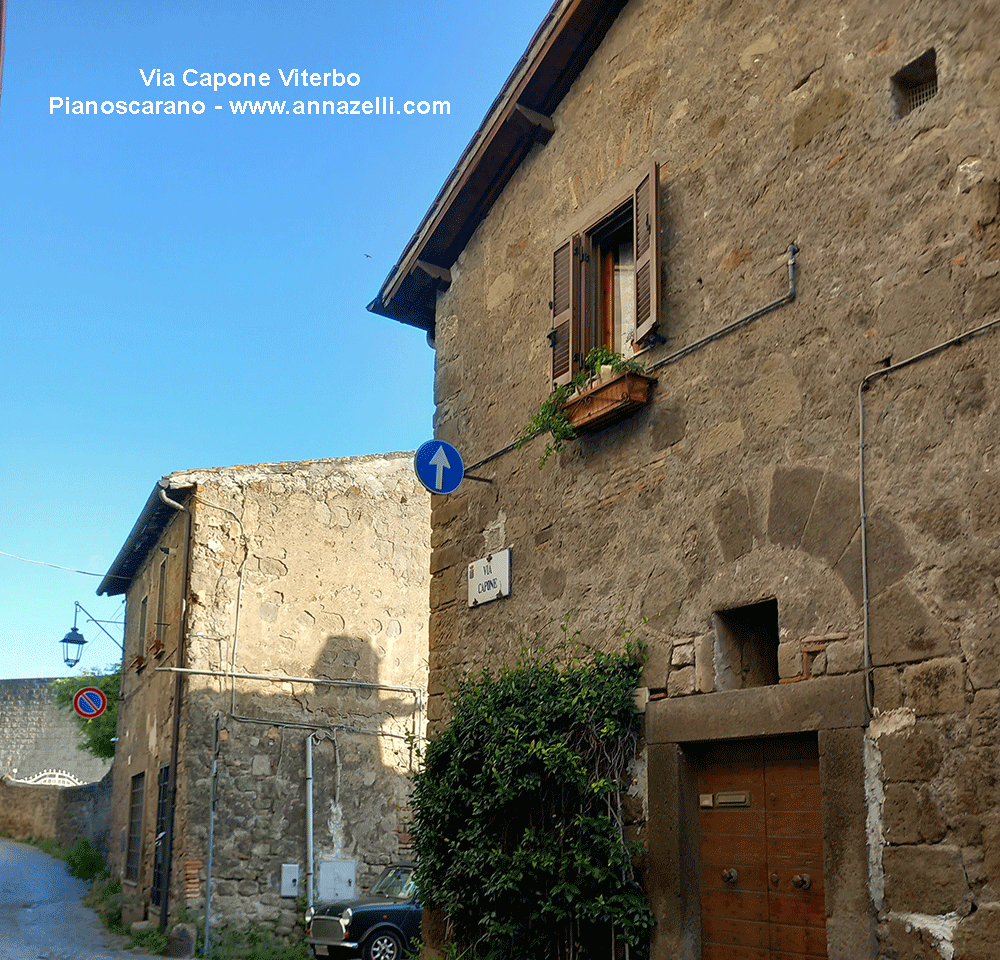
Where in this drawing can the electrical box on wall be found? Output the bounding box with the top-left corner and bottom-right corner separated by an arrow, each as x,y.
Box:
280,863 -> 300,897
318,858 -> 356,902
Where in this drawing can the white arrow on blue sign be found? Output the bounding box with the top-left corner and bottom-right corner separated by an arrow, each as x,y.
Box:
414,440 -> 465,494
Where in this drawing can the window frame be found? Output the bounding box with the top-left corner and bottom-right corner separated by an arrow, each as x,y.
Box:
151,762 -> 170,907
550,162 -> 659,386
125,771 -> 145,884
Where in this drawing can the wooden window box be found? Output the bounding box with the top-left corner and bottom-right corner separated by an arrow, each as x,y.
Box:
564,371 -> 656,434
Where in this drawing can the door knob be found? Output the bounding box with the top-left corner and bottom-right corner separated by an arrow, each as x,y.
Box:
791,873 -> 812,890
721,868 -> 738,884
770,873 -> 779,885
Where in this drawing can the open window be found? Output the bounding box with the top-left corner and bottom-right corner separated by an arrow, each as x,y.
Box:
550,163 -> 659,385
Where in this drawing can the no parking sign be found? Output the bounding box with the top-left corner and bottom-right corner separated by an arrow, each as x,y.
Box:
73,687 -> 108,719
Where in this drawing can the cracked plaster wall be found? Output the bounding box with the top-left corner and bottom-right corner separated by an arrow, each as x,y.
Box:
111,453 -> 430,931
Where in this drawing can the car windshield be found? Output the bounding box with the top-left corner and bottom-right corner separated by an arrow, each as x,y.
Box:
370,866 -> 415,899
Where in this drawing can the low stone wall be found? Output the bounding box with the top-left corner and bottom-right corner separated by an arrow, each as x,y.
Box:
0,768 -> 113,859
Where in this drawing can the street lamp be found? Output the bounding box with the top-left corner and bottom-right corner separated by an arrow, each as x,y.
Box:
61,600 -> 123,668
61,619 -> 87,667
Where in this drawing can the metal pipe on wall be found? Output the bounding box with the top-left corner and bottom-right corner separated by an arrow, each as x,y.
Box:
156,482 -> 192,932
464,243 -> 799,473
646,243 -> 798,373
856,313 -> 1000,716
306,734 -> 315,911
184,494 -> 249,718
154,665 -> 423,742
204,713 -> 220,959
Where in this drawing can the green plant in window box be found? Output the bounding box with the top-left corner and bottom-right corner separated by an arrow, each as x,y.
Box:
519,350 -> 647,468
584,346 -> 646,377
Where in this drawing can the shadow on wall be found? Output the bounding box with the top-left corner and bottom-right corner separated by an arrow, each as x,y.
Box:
179,632 -> 422,924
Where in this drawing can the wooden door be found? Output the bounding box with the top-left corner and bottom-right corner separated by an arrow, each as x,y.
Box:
694,735 -> 826,960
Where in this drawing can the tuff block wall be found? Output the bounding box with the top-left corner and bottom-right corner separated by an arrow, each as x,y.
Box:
423,1 -> 1000,957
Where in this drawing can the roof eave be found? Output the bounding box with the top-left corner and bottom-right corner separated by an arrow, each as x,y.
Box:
97,482 -> 192,597
368,0 -> 627,331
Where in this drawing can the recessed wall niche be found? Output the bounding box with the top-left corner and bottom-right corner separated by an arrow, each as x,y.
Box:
712,598 -> 780,691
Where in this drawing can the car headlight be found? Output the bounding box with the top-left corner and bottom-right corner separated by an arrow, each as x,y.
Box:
341,907 -> 352,923
305,905 -> 315,926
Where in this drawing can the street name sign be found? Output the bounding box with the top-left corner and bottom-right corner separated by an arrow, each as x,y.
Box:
468,548 -> 511,607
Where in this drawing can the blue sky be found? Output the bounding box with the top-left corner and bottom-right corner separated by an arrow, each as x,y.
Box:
0,0 -> 552,680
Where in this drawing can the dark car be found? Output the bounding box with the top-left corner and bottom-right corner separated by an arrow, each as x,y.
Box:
305,864 -> 421,960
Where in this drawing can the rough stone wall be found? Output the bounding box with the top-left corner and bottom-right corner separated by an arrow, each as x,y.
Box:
108,502 -> 191,909
424,1 -> 999,957
109,454 -> 430,931
0,678 -> 112,784
179,454 -> 429,928
0,770 -> 113,857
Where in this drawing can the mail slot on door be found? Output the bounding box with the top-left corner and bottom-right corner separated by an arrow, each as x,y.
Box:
715,790 -> 751,808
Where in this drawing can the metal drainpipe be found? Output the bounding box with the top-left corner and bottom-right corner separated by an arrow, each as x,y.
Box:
464,243 -> 799,473
204,714 -> 219,959
857,313 -> 1000,717
646,243 -> 798,373
157,481 -> 191,933
153,666 -> 423,741
186,494 -> 248,717
306,734 -> 315,912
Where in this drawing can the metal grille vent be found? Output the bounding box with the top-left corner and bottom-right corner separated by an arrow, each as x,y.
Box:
891,48 -> 938,118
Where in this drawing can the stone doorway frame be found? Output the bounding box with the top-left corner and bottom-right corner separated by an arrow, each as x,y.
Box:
645,674 -> 874,960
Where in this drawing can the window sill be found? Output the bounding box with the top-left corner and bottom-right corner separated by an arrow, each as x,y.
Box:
564,370 -> 656,434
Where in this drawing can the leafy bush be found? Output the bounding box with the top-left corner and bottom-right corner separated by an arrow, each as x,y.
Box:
132,927 -> 170,954
66,837 -> 105,880
410,637 -> 654,960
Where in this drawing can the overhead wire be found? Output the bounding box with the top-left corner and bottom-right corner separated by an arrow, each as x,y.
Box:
0,549 -> 130,580
0,549 -> 106,577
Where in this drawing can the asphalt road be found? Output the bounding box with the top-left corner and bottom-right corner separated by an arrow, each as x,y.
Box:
0,837 -> 137,960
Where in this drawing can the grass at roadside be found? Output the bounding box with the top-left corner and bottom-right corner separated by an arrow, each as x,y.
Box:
86,875 -> 310,959
5,833 -> 309,958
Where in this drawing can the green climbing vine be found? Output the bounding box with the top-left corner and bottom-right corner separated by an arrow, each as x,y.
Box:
409,637 -> 654,959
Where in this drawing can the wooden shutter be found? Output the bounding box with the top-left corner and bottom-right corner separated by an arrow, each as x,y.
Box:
633,161 -> 660,348
551,235 -> 580,385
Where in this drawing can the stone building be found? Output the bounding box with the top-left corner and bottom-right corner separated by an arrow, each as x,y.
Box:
96,454 -> 430,932
370,1 -> 1000,957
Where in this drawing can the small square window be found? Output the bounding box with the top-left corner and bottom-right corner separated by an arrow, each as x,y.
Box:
891,48 -> 938,118
713,598 -> 779,691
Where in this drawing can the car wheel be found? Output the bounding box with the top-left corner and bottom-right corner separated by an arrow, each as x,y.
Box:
364,930 -> 403,960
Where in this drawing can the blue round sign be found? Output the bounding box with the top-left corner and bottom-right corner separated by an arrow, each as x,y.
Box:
414,440 -> 465,494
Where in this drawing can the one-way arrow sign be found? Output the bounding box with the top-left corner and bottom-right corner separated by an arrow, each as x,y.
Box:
414,440 -> 465,494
